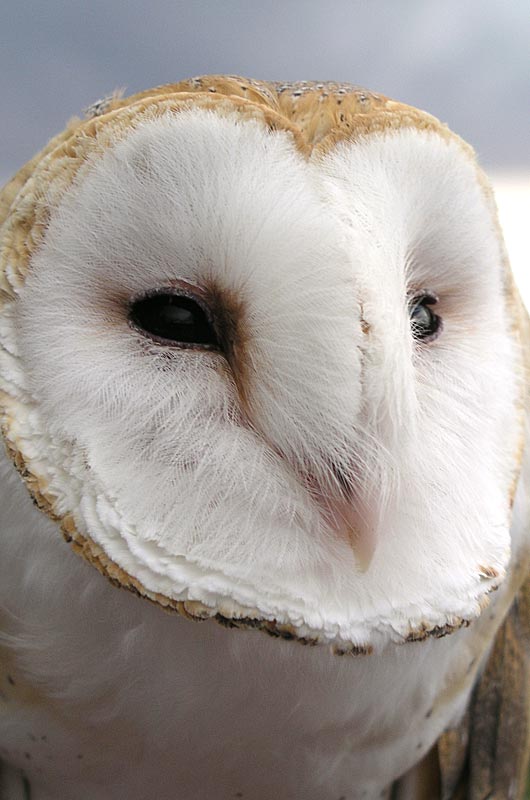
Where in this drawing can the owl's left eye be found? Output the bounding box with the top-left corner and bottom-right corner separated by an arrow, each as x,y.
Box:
409,292 -> 442,342
128,291 -> 220,349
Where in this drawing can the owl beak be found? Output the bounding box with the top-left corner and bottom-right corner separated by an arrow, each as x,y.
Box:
323,493 -> 377,572
307,477 -> 378,572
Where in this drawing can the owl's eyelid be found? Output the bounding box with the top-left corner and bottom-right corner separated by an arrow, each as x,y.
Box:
127,281 -> 215,323
408,289 -> 439,307
127,321 -> 222,351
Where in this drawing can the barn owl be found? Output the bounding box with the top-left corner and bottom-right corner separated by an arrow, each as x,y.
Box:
0,74 -> 529,800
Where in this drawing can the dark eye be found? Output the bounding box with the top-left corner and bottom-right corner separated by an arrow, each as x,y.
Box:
409,292 -> 442,342
128,291 -> 220,349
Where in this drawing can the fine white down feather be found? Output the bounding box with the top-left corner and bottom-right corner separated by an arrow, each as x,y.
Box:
1,108 -> 520,649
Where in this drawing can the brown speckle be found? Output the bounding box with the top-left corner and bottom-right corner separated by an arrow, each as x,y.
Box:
361,318 -> 371,335
478,565 -> 499,579
332,643 -> 373,656
7,675 -> 15,686
203,279 -> 251,419
406,618 -> 469,642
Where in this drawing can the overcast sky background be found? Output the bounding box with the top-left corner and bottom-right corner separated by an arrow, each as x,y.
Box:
1,0 -> 529,182
1,0 -> 529,298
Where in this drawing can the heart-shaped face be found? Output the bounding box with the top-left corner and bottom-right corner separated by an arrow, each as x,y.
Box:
0,78 -> 526,652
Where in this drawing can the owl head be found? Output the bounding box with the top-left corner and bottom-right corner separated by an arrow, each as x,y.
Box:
0,76 -> 527,653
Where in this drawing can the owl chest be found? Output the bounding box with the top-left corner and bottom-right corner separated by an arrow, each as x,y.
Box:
0,454 -> 494,799
1,595 -> 480,800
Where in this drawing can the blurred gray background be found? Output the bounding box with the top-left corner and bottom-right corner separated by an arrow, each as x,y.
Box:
1,0 -> 529,186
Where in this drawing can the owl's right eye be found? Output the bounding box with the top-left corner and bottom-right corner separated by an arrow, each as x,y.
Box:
128,291 -> 220,349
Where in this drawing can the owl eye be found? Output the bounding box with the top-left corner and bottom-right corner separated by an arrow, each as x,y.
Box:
409,292 -> 442,342
128,291 -> 220,349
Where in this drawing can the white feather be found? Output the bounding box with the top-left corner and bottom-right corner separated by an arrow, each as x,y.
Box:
5,110 -> 519,646
0,105 -> 526,798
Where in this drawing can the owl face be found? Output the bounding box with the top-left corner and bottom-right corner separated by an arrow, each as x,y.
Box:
0,85 -> 523,651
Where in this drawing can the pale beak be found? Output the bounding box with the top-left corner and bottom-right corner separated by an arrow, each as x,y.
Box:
307,475 -> 378,572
